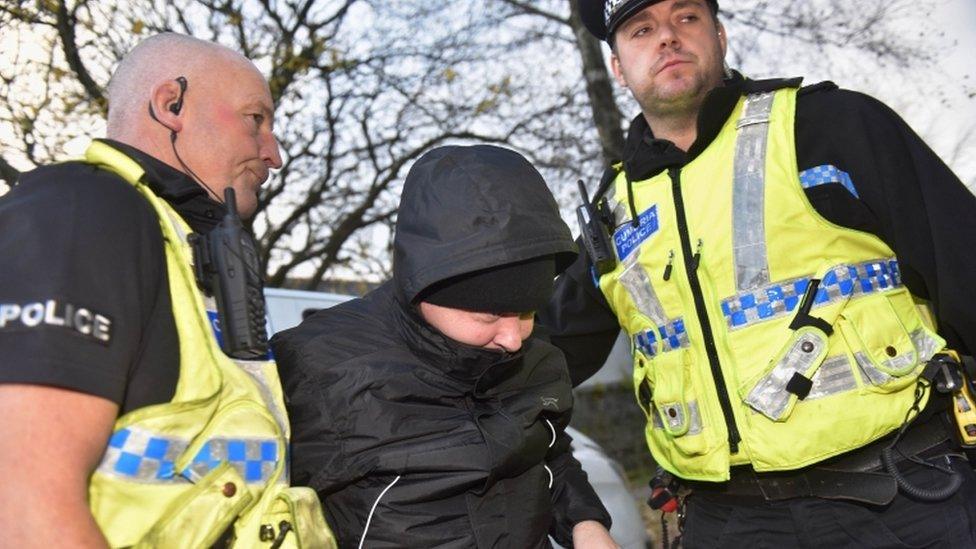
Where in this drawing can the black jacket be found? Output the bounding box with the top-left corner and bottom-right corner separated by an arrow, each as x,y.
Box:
272,145 -> 609,548
540,74 -> 976,385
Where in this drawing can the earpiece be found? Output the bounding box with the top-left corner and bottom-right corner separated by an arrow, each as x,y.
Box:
168,76 -> 188,115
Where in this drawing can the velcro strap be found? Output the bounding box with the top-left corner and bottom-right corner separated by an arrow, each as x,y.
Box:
786,372 -> 813,399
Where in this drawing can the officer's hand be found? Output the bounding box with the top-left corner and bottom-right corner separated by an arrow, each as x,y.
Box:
572,520 -> 620,549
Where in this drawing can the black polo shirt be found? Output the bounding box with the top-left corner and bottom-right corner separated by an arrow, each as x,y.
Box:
0,139 -> 224,414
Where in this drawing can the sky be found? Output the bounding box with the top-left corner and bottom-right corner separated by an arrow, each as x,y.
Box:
1,0 -> 974,188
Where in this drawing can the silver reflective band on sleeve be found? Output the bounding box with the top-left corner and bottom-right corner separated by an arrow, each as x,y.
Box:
651,400 -> 703,435
359,475 -> 401,549
746,330 -> 827,421
544,419 -> 556,448
544,465 -> 554,489
732,92 -> 776,292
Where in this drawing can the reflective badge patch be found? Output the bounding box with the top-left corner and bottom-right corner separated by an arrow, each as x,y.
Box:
0,300 -> 112,344
613,205 -> 659,260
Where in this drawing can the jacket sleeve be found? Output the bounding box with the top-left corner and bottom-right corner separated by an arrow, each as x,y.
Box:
270,332 -> 354,496
545,426 -> 612,547
796,86 -> 976,355
538,239 -> 621,386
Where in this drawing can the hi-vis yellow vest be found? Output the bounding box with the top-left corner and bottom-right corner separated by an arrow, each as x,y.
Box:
599,86 -> 945,482
82,141 -> 336,548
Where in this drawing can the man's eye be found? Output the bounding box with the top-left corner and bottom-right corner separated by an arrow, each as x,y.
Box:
250,113 -> 265,125
679,13 -> 699,23
633,26 -> 651,37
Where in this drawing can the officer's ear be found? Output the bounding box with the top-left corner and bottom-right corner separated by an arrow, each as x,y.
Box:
610,52 -> 628,89
717,21 -> 727,57
147,79 -> 186,133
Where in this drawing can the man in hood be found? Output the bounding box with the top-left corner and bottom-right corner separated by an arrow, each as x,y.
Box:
271,145 -> 616,548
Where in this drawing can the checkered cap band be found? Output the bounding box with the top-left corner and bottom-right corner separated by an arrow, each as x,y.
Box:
604,0 -> 625,25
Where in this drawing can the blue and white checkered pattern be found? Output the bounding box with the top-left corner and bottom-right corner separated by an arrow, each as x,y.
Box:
98,426 -> 280,484
634,318 -> 689,357
721,259 -> 900,330
799,165 -> 859,198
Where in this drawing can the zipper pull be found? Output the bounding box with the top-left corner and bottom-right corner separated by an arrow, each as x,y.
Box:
663,249 -> 675,281
691,239 -> 703,271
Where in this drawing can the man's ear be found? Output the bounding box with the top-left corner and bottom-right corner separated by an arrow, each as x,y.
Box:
717,21 -> 728,57
148,79 -> 185,133
610,52 -> 629,88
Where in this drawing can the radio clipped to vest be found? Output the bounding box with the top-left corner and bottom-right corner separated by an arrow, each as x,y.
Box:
575,179 -> 616,275
189,188 -> 270,359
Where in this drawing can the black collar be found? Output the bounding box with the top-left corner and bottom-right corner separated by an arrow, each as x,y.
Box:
390,284 -> 523,392
96,139 -> 226,233
621,72 -> 802,181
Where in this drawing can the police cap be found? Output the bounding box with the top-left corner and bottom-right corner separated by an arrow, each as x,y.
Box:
578,0 -> 719,43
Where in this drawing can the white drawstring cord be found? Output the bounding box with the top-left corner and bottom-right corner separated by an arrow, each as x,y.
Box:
358,475 -> 401,549
544,419 -> 556,448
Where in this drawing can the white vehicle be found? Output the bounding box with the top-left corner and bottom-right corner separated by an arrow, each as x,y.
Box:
263,287 -> 651,548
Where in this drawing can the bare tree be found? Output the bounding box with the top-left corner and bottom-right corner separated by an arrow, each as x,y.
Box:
1,0 -> 968,287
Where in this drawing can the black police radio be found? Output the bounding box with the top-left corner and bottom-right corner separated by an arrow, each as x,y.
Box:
576,179 -> 617,274
189,188 -> 271,359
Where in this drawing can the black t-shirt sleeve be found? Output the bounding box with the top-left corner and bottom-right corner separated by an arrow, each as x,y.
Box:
796,87 -> 976,355
0,162 -> 167,403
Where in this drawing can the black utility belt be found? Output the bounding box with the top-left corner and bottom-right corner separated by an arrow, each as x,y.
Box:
687,412 -> 958,506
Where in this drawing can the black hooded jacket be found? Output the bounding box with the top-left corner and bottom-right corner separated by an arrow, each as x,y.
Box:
271,146 -> 610,548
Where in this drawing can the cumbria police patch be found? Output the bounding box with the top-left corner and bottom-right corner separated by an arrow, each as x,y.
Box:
0,300 -> 113,345
613,204 -> 659,259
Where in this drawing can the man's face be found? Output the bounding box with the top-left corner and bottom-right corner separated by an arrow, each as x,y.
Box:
418,301 -> 534,353
610,0 -> 727,117
178,60 -> 281,218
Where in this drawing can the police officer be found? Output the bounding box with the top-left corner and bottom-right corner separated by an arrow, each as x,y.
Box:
541,0 -> 976,545
0,34 -> 333,547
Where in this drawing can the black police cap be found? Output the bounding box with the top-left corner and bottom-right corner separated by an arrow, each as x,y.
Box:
578,0 -> 719,43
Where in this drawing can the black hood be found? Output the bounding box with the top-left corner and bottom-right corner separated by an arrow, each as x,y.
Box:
393,145 -> 577,304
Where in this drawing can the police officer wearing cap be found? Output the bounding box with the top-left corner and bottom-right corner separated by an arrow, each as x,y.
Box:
540,0 -> 976,545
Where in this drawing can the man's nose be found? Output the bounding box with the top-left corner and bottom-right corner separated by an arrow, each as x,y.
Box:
657,20 -> 680,49
262,132 -> 283,169
493,317 -> 524,353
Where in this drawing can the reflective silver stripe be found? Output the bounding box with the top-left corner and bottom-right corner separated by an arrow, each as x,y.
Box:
607,196 -> 628,231
911,328 -> 942,363
854,351 -> 893,386
651,400 -> 703,435
732,92 -> 776,292
544,465 -> 554,489
807,355 -> 858,400
746,330 -> 828,421
618,257 -> 668,326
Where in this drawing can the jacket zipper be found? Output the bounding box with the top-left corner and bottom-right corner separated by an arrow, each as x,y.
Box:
668,168 -> 741,454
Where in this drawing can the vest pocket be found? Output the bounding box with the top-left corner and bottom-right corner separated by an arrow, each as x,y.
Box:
838,288 -> 939,393
636,348 -> 710,457
135,462 -> 253,548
